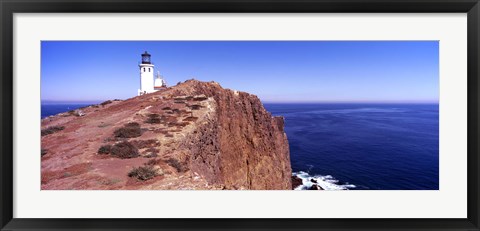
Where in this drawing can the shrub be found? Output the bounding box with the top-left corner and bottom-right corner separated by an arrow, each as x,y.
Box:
68,110 -> 84,117
66,110 -> 77,116
41,149 -> 48,157
144,152 -> 158,158
128,166 -> 157,181
100,100 -> 113,106
113,123 -> 142,138
97,145 -> 112,154
162,107 -> 172,110
166,158 -> 187,173
145,114 -> 161,124
41,126 -> 65,136
110,141 -> 139,159
188,104 -> 202,110
183,116 -> 198,122
193,96 -> 208,101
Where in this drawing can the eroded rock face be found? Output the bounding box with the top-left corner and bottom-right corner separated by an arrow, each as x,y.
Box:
41,80 -> 292,190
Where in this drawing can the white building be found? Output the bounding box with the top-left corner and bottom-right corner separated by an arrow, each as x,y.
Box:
154,71 -> 167,91
138,51 -> 166,95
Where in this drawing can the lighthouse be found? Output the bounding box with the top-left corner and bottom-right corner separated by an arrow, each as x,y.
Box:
138,51 -> 155,95
138,51 -> 167,95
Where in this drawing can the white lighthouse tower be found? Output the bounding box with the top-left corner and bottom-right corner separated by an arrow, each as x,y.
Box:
138,51 -> 155,95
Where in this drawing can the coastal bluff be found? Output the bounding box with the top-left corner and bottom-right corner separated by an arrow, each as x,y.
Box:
41,80 -> 292,190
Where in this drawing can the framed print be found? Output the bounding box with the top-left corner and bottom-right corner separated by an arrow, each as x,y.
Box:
1,0 -> 479,230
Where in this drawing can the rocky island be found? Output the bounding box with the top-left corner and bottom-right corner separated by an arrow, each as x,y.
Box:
41,80 -> 292,190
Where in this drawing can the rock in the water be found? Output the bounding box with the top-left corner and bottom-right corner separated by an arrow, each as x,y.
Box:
292,176 -> 303,189
307,184 -> 324,190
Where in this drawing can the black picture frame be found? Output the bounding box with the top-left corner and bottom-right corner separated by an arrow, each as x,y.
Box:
1,0 -> 479,230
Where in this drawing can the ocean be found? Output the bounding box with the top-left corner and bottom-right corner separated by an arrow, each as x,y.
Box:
264,103 -> 439,190
41,104 -> 94,119
42,103 -> 439,190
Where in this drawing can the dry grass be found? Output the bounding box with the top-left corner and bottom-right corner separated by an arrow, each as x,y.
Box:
183,116 -> 198,122
188,104 -> 203,110
128,166 -> 157,181
100,100 -> 113,106
166,158 -> 187,173
113,122 -> 142,138
97,145 -> 112,155
145,113 -> 161,124
110,141 -> 139,159
41,126 -> 65,136
193,96 -> 208,101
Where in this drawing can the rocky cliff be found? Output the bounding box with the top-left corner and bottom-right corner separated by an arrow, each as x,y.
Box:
41,80 -> 292,190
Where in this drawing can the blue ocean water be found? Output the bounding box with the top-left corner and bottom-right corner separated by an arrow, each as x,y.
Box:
41,104 -> 93,119
264,103 -> 439,190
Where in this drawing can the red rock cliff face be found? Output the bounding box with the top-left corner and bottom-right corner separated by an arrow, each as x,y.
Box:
172,80 -> 292,190
41,80 -> 292,190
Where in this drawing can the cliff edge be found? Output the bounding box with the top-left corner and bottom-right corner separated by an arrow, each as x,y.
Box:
41,80 -> 292,190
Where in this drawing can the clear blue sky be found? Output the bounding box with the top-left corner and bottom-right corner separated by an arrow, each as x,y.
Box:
41,41 -> 438,103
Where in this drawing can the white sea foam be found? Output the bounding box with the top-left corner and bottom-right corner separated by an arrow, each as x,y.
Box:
292,171 -> 356,190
